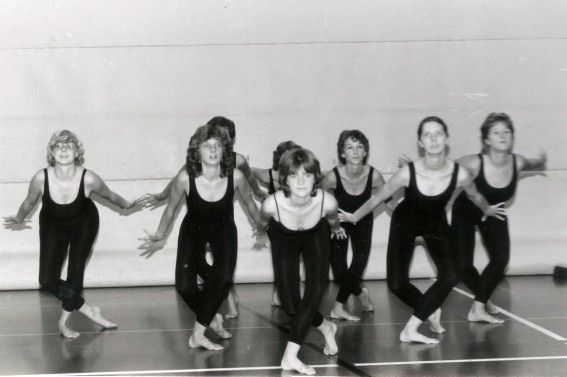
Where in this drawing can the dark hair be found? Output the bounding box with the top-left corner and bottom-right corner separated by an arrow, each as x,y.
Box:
207,116 -> 236,140
186,124 -> 234,178
337,129 -> 370,165
272,141 -> 301,171
417,116 -> 449,138
278,148 -> 322,198
480,112 -> 515,150
46,130 -> 85,166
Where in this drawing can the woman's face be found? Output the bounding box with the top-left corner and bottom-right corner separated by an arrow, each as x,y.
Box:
199,138 -> 223,166
485,122 -> 514,152
418,121 -> 448,155
341,137 -> 367,165
51,141 -> 78,165
286,165 -> 315,198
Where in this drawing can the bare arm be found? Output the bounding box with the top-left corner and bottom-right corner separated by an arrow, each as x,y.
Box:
323,192 -> 347,239
458,168 -> 507,220
517,151 -> 547,171
257,195 -> 276,235
321,170 -> 337,193
234,169 -> 261,226
236,153 -> 267,200
4,170 -> 43,224
138,164 -> 186,206
87,171 -> 131,209
342,166 -> 409,223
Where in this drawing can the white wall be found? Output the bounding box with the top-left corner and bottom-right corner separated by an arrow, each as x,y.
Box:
1,0 -> 565,289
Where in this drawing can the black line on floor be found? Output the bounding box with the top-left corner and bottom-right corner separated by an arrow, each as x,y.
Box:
240,304 -> 371,377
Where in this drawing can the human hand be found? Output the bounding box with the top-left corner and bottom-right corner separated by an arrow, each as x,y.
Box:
337,209 -> 356,224
482,202 -> 507,221
138,229 -> 165,257
137,193 -> 165,209
397,154 -> 412,168
330,227 -> 347,240
3,217 -> 32,230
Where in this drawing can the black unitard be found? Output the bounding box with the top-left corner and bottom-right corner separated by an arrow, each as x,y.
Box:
452,154 -> 517,303
387,162 -> 459,321
176,173 -> 238,327
268,191 -> 330,345
39,168 -> 99,312
330,166 -> 375,304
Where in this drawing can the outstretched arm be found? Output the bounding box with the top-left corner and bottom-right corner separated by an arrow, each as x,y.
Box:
235,169 -> 261,226
341,166 -> 409,223
140,171 -> 187,249
3,170 -> 43,225
518,150 -> 547,171
87,171 -> 136,210
138,164 -> 186,207
236,153 -> 268,201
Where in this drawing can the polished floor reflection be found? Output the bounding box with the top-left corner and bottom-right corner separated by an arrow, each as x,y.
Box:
0,276 -> 566,376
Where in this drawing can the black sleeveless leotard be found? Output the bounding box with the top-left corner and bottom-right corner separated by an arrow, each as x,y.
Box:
330,166 -> 375,304
452,154 -> 517,303
267,190 -> 330,345
387,162 -> 459,320
176,173 -> 238,327
39,168 -> 99,312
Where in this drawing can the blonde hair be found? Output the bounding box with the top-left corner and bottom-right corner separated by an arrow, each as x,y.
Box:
46,130 -> 85,166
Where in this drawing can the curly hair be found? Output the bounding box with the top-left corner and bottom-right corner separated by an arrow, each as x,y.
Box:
186,124 -> 234,178
207,116 -> 236,140
272,140 -> 301,171
46,130 -> 85,166
278,148 -> 322,198
336,129 -> 370,165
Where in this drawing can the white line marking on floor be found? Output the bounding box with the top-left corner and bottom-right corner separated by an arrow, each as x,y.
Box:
452,286 -> 567,341
20,356 -> 567,376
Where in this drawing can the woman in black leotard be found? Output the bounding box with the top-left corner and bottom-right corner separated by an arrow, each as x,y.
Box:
4,130 -> 142,339
340,117 -> 506,344
140,116 -> 265,319
140,123 -> 260,351
451,113 -> 547,323
252,140 -> 301,306
322,130 -> 391,321
256,148 -> 346,376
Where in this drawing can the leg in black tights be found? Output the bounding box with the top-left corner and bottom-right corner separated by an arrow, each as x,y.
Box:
475,217 -> 510,303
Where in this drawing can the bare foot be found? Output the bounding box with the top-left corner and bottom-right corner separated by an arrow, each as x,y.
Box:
210,313 -> 232,339
468,307 -> 504,324
281,355 -> 316,375
486,300 -> 499,315
428,309 -> 446,334
79,305 -> 117,329
318,320 -> 338,356
400,327 -> 440,344
225,291 -> 238,319
59,322 -> 80,339
330,304 -> 360,322
271,289 -> 281,307
188,331 -> 223,351
358,288 -> 374,312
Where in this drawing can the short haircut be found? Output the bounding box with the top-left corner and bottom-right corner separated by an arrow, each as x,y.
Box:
186,123 -> 234,178
272,140 -> 301,171
46,130 -> 85,166
336,129 -> 370,165
278,148 -> 322,198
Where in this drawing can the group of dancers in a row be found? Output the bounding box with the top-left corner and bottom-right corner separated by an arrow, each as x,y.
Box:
4,113 -> 547,375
